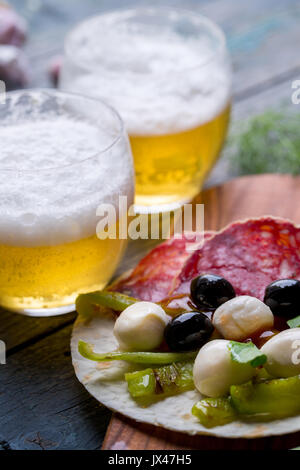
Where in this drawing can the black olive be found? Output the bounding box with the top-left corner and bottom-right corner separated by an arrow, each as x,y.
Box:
190,274 -> 235,310
164,311 -> 214,351
264,279 -> 300,318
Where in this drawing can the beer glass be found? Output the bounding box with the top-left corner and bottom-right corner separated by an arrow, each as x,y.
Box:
60,8 -> 231,213
0,89 -> 134,316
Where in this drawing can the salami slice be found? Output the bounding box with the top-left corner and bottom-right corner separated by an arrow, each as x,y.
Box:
172,217 -> 300,305
111,231 -> 214,302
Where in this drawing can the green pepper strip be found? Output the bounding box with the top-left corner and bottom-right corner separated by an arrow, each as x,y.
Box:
192,398 -> 237,428
193,375 -> 300,428
78,340 -> 197,364
230,375 -> 300,420
76,290 -> 184,317
76,290 -> 138,317
125,362 -> 194,398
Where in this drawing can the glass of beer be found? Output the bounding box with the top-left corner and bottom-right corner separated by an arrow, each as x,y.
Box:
0,89 -> 134,316
60,7 -> 231,213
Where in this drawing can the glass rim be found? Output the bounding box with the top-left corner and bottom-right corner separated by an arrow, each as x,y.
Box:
0,88 -> 126,173
64,6 -> 227,77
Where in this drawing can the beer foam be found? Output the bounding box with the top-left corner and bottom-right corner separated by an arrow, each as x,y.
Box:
61,11 -> 231,135
0,100 -> 134,247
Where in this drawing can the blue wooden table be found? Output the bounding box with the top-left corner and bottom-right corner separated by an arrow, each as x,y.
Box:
1,0 -> 300,450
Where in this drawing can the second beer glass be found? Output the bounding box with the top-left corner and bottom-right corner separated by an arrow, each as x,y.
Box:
60,8 -> 231,213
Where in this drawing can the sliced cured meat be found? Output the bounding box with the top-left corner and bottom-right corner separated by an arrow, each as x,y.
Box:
172,217 -> 300,304
111,231 -> 214,302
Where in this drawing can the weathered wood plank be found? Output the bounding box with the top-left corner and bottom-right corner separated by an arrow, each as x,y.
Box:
103,413 -> 300,450
208,0 -> 300,94
0,309 -> 75,353
0,324 -> 110,450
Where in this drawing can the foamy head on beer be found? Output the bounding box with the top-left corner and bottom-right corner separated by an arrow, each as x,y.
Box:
0,90 -> 133,247
62,10 -> 231,136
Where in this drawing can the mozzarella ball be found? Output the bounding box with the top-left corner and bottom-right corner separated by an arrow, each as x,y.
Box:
193,339 -> 256,397
113,301 -> 170,351
261,328 -> 300,377
213,295 -> 274,341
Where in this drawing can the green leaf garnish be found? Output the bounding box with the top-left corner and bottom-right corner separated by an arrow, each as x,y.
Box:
228,341 -> 267,368
287,315 -> 300,329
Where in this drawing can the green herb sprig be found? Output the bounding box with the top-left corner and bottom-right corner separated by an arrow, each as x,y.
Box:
229,110 -> 300,175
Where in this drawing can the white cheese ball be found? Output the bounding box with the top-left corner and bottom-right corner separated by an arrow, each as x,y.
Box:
213,295 -> 274,341
193,339 -> 256,397
113,301 -> 170,351
261,328 -> 300,378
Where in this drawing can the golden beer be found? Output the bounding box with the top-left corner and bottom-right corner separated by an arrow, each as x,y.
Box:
0,232 -> 126,311
61,8 -> 232,212
131,104 -> 231,207
0,90 -> 134,315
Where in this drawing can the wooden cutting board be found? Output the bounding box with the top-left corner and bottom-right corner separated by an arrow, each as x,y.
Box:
102,174 -> 300,450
